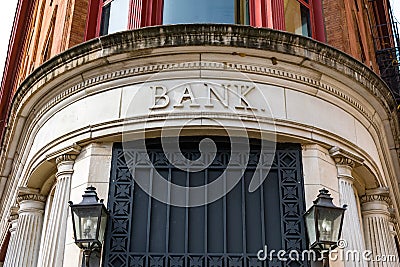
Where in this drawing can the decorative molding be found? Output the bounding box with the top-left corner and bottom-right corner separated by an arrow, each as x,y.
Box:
30,62 -> 374,128
329,146 -> 364,167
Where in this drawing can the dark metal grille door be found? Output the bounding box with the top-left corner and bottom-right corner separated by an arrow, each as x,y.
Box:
104,137 -> 309,267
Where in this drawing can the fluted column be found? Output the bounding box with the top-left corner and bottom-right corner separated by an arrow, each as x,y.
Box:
330,147 -> 366,266
361,188 -> 398,266
3,207 -> 19,267
4,188 -> 46,267
37,153 -> 78,267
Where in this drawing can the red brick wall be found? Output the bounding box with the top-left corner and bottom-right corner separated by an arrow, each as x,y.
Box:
323,0 -> 351,54
322,0 -> 379,72
68,0 -> 89,48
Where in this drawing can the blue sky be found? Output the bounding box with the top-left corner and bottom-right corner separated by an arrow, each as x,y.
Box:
0,1 -> 400,79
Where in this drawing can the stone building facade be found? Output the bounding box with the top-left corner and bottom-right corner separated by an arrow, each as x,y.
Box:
0,1 -> 399,267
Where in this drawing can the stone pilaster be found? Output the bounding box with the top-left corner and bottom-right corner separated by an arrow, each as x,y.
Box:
329,147 -> 366,266
361,188 -> 398,266
4,188 -> 46,267
3,207 -> 19,267
37,148 -> 80,267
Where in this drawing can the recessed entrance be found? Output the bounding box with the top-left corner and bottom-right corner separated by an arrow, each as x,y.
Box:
104,137 -> 309,266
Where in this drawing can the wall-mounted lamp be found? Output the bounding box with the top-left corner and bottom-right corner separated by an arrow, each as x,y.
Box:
304,188 -> 346,267
69,186 -> 108,267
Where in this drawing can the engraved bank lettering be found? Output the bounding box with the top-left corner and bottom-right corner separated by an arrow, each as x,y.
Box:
150,82 -> 257,110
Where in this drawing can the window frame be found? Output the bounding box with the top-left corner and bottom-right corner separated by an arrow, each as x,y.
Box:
86,0 -> 325,41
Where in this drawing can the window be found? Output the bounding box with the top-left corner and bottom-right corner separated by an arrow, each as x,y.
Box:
284,0 -> 312,37
100,0 -> 130,35
163,0 -> 249,25
90,0 -> 324,40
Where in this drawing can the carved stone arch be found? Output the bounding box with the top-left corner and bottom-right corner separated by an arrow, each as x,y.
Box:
353,164 -> 382,194
26,160 -> 57,197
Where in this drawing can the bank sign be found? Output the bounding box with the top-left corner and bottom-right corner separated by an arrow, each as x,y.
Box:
122,79 -> 280,118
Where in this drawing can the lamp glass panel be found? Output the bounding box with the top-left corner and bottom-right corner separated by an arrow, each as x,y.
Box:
316,207 -> 343,243
72,206 -> 101,241
305,208 -> 316,245
98,208 -> 108,244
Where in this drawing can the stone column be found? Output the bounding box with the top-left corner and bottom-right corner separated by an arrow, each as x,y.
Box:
330,147 -> 366,266
361,188 -> 398,266
3,207 -> 19,267
4,188 -> 46,267
37,150 -> 79,267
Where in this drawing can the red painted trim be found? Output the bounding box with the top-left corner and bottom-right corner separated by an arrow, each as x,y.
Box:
146,0 -> 154,26
311,0 -> 325,41
85,0 -> 101,40
249,0 -> 255,26
128,0 -> 142,29
265,0 -> 273,28
260,0 -> 267,27
128,0 -> 134,29
141,0 -> 162,27
154,0 -> 163,25
271,0 -> 285,31
140,0 -> 149,27
0,0 -> 33,143
250,0 -> 263,27
96,1 -> 103,36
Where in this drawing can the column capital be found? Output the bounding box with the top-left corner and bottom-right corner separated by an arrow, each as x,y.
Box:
388,207 -> 398,225
17,187 -> 46,204
361,187 -> 392,217
329,146 -> 364,168
361,187 -> 391,204
46,143 -> 81,163
9,206 -> 19,222
55,154 -> 77,164
17,187 -> 46,214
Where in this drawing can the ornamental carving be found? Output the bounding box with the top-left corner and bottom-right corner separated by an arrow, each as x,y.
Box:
17,193 -> 47,203
333,157 -> 356,168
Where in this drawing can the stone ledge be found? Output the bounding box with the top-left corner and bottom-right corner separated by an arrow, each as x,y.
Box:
15,24 -> 397,113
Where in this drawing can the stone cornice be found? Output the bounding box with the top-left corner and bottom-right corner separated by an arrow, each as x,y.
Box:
8,25 -> 399,129
16,25 -> 397,110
